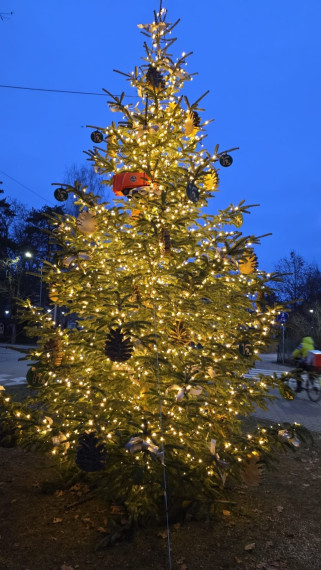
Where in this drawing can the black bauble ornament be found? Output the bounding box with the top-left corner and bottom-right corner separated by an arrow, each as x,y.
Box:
105,327 -> 134,362
91,130 -> 104,144
54,187 -> 69,202
76,432 -> 108,472
186,182 -> 199,203
26,365 -> 47,388
219,154 -> 233,167
238,341 -> 253,357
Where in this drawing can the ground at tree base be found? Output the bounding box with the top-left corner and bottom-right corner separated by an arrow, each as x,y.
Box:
0,419 -> 320,570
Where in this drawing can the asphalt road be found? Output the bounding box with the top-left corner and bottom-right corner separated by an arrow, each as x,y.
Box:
1,345 -> 320,433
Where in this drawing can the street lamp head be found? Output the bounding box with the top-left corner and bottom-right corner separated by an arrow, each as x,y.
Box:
24,251 -> 33,258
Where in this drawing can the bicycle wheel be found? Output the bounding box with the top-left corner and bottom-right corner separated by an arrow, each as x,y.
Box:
307,375 -> 321,402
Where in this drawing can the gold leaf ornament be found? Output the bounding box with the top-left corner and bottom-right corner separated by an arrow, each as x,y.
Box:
49,286 -> 59,304
184,110 -> 200,137
239,252 -> 258,275
107,134 -> 117,158
233,212 -> 243,228
76,211 -> 97,235
203,170 -> 219,192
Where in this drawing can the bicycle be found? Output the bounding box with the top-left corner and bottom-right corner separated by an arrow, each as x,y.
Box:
283,364 -> 321,403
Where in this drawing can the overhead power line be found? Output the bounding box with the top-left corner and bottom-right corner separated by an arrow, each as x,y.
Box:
0,84 -> 136,97
0,84 -> 108,96
0,169 -> 54,206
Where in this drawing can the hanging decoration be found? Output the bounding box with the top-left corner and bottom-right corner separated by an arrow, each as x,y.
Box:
186,181 -> 200,203
169,320 -> 190,345
112,172 -> 151,197
219,154 -> 233,167
62,252 -> 91,268
52,431 -> 70,451
278,429 -> 300,448
161,227 -> 171,257
76,432 -> 108,472
239,252 -> 258,275
76,211 -> 97,235
203,170 -> 219,192
54,187 -> 69,202
130,283 -> 142,305
210,439 -> 229,469
165,383 -> 203,402
125,436 -> 165,464
44,338 -> 63,366
107,134 -> 117,157
238,340 -> 253,358
184,110 -> 201,137
137,21 -> 170,34
233,212 -> 243,228
90,130 -> 104,144
133,122 -> 159,139
105,327 -> 134,362
48,286 -> 59,304
26,365 -> 47,388
146,65 -> 165,91
210,439 -> 229,485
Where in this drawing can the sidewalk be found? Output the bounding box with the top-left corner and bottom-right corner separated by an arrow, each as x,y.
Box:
254,352 -> 292,372
0,343 -> 35,386
252,353 -> 321,433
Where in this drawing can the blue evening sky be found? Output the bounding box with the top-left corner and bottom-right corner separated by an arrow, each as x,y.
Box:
1,0 -> 320,272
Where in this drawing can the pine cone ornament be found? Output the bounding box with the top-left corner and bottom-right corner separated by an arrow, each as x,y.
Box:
105,327 -> 134,362
239,252 -> 258,275
76,211 -> 97,235
146,65 -> 165,91
169,321 -> 190,345
44,338 -> 63,366
76,432 -> 108,472
131,283 -> 142,304
161,228 -> 171,257
184,110 -> 201,136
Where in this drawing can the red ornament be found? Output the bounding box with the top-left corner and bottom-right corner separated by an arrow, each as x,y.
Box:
112,172 -> 151,197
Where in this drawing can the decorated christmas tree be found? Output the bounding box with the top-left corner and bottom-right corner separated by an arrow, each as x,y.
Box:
0,6 -> 296,521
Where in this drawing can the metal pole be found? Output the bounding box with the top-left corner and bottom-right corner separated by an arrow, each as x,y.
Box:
39,266 -> 43,307
282,325 -> 285,364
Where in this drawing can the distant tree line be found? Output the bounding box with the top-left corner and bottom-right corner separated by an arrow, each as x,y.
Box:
0,166 -> 107,343
272,251 -> 321,357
